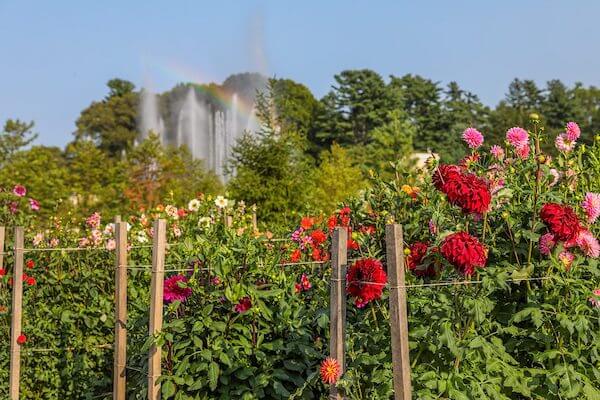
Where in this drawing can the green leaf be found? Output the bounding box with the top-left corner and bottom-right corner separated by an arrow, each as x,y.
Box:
208,361 -> 219,391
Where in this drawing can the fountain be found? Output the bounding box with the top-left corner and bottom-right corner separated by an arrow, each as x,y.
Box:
138,77 -> 264,181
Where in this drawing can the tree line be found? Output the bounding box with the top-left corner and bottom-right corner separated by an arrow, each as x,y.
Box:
1,71 -> 599,226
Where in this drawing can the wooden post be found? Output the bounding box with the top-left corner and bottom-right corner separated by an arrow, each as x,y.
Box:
9,226 -> 24,400
113,221 -> 128,400
386,224 -> 412,400
329,227 -> 347,400
251,205 -> 257,231
148,219 -> 166,400
0,227 -> 5,293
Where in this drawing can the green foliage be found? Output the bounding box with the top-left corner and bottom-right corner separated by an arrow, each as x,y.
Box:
310,144 -> 366,213
227,83 -> 315,228
75,79 -> 138,157
0,119 -> 38,166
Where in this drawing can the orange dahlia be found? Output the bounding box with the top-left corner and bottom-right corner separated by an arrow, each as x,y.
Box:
320,357 -> 341,384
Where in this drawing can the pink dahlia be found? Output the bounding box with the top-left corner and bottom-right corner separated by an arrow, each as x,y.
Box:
506,127 -> 529,148
539,233 -> 556,256
575,230 -> 600,258
12,185 -> 26,197
86,212 -> 101,229
164,275 -> 192,303
462,127 -> 484,149
29,199 -> 40,211
582,192 -> 600,223
565,121 -> 581,141
555,134 -> 575,153
515,144 -> 530,159
490,145 -> 504,160
559,250 -> 575,270
549,169 -> 561,187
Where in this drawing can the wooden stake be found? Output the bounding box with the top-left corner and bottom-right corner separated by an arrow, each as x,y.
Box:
9,227 -> 24,400
251,206 -> 257,231
386,224 -> 412,400
148,219 -> 166,400
0,226 -> 6,273
226,215 -> 233,228
329,227 -> 347,400
113,221 -> 128,400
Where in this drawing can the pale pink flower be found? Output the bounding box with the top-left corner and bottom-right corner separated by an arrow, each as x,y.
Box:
555,134 -> 576,153
172,225 -> 182,237
539,233 -> 556,256
49,238 -> 59,247
165,205 -> 178,219
462,127 -> 484,149
79,237 -> 90,247
565,121 -> 581,141
515,145 -> 530,159
91,229 -> 102,246
506,127 -> 529,148
12,185 -> 26,197
490,145 -> 504,160
582,192 -> 600,223
29,199 -> 40,211
589,289 -> 600,308
86,212 -> 101,229
106,239 -> 116,251
575,230 -> 600,258
33,233 -> 44,247
549,169 -> 561,187
559,250 -> 575,269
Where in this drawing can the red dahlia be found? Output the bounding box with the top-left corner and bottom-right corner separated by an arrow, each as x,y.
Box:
433,165 -> 491,215
346,258 -> 387,308
440,232 -> 487,276
540,203 -> 581,241
406,242 -> 436,277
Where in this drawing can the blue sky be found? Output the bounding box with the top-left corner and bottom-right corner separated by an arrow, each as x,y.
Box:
1,0 -> 599,147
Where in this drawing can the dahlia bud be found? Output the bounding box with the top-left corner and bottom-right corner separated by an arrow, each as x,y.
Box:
595,134 -> 600,142
529,113 -> 540,121
501,211 -> 509,219
537,154 -> 546,164
567,160 -> 575,167
403,248 -> 411,256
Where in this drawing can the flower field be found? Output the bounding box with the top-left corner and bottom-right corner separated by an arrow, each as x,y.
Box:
1,118 -> 600,399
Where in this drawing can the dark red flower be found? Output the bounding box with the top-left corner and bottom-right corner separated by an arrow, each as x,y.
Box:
433,165 -> 491,215
295,273 -> 312,293
540,203 -> 581,241
163,275 -> 192,303
0,268 -> 6,276
26,260 -> 35,269
440,232 -> 487,276
310,229 -> 327,246
234,296 -> 252,313
406,242 -> 436,277
25,276 -> 36,286
346,258 -> 387,308
311,247 -> 322,261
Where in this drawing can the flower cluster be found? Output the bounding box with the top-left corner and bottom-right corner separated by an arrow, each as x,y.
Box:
6,184 -> 41,215
539,202 -> 600,262
346,258 -> 387,308
440,232 -> 487,276
289,217 -> 330,262
294,273 -> 312,293
555,121 -> 580,153
433,164 -> 491,215
234,296 -> 252,313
